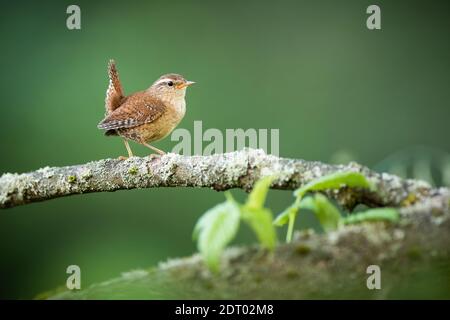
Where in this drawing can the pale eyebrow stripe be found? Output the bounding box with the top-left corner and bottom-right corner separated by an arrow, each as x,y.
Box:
154,78 -> 173,85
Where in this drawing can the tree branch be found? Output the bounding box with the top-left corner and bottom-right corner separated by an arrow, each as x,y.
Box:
0,148 -> 447,209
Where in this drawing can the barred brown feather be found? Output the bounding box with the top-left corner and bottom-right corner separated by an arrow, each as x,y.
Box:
105,59 -> 124,115
97,91 -> 167,130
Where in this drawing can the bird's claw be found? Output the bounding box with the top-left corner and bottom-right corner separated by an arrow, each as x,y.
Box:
147,153 -> 163,160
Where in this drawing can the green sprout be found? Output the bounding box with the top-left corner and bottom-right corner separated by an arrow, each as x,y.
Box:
193,176 -> 277,272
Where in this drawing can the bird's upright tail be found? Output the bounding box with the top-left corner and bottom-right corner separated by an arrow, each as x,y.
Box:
105,59 -> 124,115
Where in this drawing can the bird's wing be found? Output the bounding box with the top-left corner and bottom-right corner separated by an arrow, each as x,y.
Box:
97,93 -> 166,130
105,59 -> 124,114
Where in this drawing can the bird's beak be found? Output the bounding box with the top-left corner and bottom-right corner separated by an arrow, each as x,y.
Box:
177,81 -> 196,89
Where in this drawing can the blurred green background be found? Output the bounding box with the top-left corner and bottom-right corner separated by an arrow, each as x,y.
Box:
0,0 -> 449,299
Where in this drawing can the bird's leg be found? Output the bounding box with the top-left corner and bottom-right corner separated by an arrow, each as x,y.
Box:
141,142 -> 166,156
118,139 -> 134,160
124,140 -> 134,157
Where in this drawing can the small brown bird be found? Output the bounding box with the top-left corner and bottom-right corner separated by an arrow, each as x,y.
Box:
97,59 -> 194,158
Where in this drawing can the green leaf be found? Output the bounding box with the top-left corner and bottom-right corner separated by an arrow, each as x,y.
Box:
241,207 -> 277,250
298,196 -> 316,211
242,176 -> 277,249
310,194 -> 342,232
276,171 -> 375,241
276,195 -> 343,238
193,194 -> 240,272
343,208 -> 399,225
286,210 -> 296,243
294,171 -> 375,198
245,176 -> 275,210
274,198 -> 302,242
273,201 -> 299,226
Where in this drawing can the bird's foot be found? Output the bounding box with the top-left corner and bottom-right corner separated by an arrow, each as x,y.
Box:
147,153 -> 162,160
117,156 -> 129,161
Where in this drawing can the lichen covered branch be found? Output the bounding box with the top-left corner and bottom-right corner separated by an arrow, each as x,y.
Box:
0,148 -> 447,209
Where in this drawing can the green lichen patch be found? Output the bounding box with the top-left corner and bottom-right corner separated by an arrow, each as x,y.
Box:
407,246 -> 423,260
295,243 -> 312,255
128,167 -> 139,175
401,193 -> 418,207
285,268 -> 300,279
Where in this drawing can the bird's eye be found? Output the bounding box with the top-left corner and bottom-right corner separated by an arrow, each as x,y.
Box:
167,81 -> 174,87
